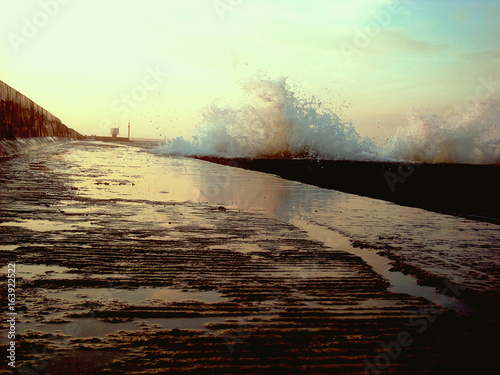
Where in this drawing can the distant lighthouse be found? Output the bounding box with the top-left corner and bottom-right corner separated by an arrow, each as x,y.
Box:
110,127 -> 119,139
128,123 -> 131,140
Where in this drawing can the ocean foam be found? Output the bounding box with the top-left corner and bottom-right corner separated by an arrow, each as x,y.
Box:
155,78 -> 499,164
385,100 -> 500,164
156,78 -> 380,160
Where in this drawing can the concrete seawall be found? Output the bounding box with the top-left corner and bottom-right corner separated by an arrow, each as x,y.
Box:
197,157 -> 499,223
0,80 -> 83,139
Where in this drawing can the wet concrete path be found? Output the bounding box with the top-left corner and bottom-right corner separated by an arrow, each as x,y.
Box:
0,142 -> 497,374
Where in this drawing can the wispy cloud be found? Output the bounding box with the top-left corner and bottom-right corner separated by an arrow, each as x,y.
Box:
372,29 -> 446,55
459,49 -> 500,65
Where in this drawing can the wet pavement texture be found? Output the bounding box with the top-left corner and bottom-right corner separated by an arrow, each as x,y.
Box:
0,142 -> 498,374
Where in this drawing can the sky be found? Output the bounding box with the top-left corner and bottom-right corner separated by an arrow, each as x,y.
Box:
1,0 -> 499,140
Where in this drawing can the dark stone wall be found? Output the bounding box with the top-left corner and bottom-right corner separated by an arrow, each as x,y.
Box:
0,80 -> 83,139
197,156 -> 499,223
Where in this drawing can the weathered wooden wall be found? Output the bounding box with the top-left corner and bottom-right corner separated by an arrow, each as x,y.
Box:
0,80 -> 83,139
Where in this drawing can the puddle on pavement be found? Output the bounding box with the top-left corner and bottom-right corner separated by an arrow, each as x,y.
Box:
272,264 -> 354,279
208,243 -> 266,254
0,245 -> 18,251
293,220 -> 476,315
0,263 -> 75,279
0,219 -> 100,231
301,298 -> 402,311
18,316 -> 242,339
56,207 -> 103,215
43,287 -> 227,304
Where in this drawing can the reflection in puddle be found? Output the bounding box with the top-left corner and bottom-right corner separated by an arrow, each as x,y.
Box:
293,220 -> 476,315
0,245 -> 18,251
44,287 -> 227,304
0,219 -> 100,231
0,263 -> 75,279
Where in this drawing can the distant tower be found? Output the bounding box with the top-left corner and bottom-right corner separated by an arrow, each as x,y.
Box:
128,123 -> 130,140
110,128 -> 119,140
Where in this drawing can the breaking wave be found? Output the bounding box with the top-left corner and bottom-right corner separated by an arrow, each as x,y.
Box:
155,78 -> 499,164
385,100 -> 499,164
156,78 -> 379,160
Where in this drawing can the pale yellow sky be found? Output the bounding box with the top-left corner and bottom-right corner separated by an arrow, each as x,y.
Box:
1,0 -> 498,139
